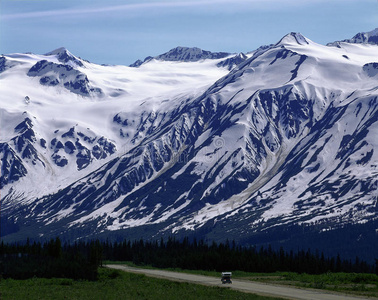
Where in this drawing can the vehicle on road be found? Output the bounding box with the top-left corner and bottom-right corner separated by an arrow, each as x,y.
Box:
221,272 -> 232,284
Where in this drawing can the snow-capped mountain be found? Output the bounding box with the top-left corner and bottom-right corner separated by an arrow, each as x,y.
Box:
45,47 -> 85,67
129,46 -> 231,67
327,28 -> 378,46
1,31 -> 377,258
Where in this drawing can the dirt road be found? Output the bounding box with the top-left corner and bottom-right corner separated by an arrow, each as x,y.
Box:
106,264 -> 369,300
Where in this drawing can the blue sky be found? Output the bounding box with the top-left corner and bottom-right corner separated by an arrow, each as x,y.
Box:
1,0 -> 377,65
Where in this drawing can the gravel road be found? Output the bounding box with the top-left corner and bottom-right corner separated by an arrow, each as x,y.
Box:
106,264 -> 369,300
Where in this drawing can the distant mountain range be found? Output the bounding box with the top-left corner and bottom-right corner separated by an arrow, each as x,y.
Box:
1,28 -> 377,261
327,28 -> 378,46
129,46 -> 231,67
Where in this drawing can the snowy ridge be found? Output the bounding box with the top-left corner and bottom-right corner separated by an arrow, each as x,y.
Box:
1,30 -> 377,245
45,47 -> 85,67
27,59 -> 102,96
276,32 -> 311,46
327,28 -> 378,46
130,46 -> 231,67
155,46 -> 230,62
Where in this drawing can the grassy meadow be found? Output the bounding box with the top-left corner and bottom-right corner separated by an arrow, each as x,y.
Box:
0,267 -> 284,300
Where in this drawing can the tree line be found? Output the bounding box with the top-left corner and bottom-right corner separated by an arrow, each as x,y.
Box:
103,237 -> 376,274
0,236 -> 376,280
0,238 -> 102,280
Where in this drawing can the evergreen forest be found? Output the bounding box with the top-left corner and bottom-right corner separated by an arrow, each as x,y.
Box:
1,236 -> 376,280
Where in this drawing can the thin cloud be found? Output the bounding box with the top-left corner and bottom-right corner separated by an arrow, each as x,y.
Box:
3,1 -> 233,20
2,0 -> 342,20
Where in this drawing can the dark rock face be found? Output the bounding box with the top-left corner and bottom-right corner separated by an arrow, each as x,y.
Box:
363,62 -> 378,77
64,141 -> 76,154
40,76 -> 59,86
349,31 -> 378,45
11,118 -> 42,165
0,56 -> 7,73
75,142 -> 91,170
63,74 -> 91,94
0,113 -> 118,190
0,117 -> 43,187
155,47 -> 230,62
47,127 -> 117,170
129,47 -> 230,67
129,59 -> 144,68
45,47 -> 84,67
0,56 -> 18,73
129,56 -> 153,67
52,153 -> 68,167
113,113 -> 129,126
56,50 -> 84,66
327,28 -> 378,46
27,60 -> 102,96
0,143 -> 27,188
62,127 -> 75,138
40,138 -> 47,148
217,53 -> 248,70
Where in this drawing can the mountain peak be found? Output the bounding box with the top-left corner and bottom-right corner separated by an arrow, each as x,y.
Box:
327,28 -> 378,46
276,32 -> 310,46
45,47 -> 70,56
155,46 -> 230,62
45,47 -> 84,67
347,28 -> 378,45
217,52 -> 248,70
130,46 -> 231,67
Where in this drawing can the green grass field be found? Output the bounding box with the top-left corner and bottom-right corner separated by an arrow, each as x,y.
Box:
0,268 -> 283,300
236,271 -> 378,298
